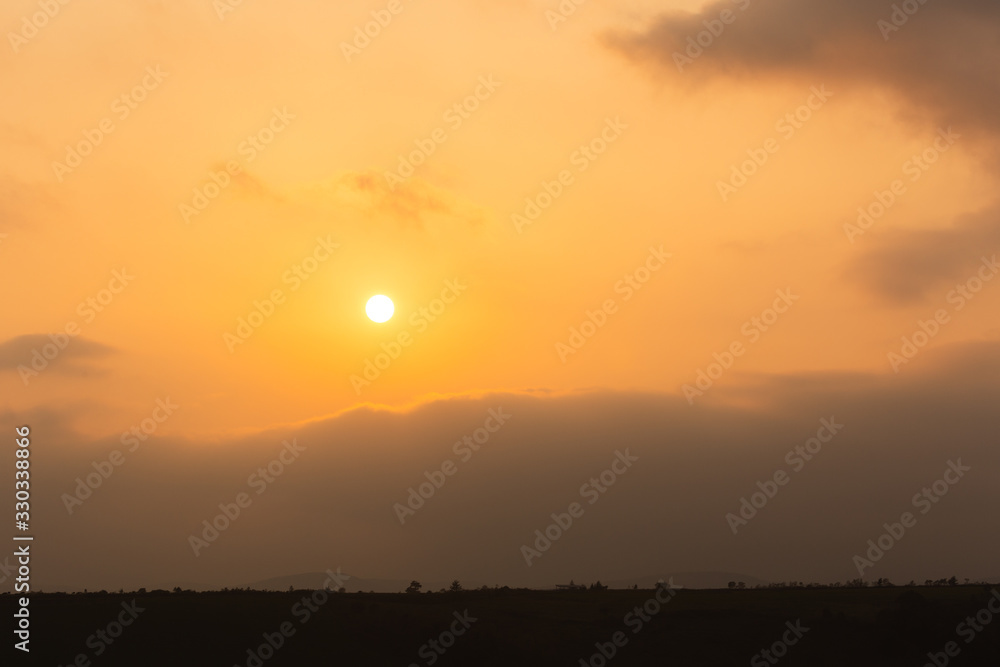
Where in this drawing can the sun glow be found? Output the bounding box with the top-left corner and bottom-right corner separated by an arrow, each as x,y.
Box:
366,295 -> 394,323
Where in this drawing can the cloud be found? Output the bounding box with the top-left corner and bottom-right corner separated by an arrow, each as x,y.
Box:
0,175 -> 61,234
308,169 -> 491,229
606,0 -> 1000,138
220,163 -> 285,204
0,334 -> 116,374
26,340 -> 1000,590
846,204 -> 1000,304
608,2 -> 1000,309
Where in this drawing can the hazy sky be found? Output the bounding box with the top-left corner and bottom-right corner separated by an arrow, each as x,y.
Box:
2,0 -> 998,590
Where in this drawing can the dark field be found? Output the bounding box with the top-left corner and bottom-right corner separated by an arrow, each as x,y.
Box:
10,585 -> 1000,666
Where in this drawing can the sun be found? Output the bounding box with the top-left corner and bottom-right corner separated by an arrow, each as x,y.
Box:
365,295 -> 394,323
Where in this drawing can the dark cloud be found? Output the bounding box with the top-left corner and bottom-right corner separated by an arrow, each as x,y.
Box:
847,204 -> 1000,304
22,340 -> 1000,591
606,0 -> 1000,137
0,334 -> 115,373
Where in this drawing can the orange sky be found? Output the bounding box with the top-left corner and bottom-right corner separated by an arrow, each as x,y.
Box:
2,0 -> 999,590
2,0 -> 996,440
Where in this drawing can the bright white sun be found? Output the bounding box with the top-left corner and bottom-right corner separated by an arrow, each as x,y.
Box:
365,295 -> 394,323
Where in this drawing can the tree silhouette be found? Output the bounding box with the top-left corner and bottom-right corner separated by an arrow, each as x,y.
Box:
449,580 -> 463,592
405,580 -> 422,594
